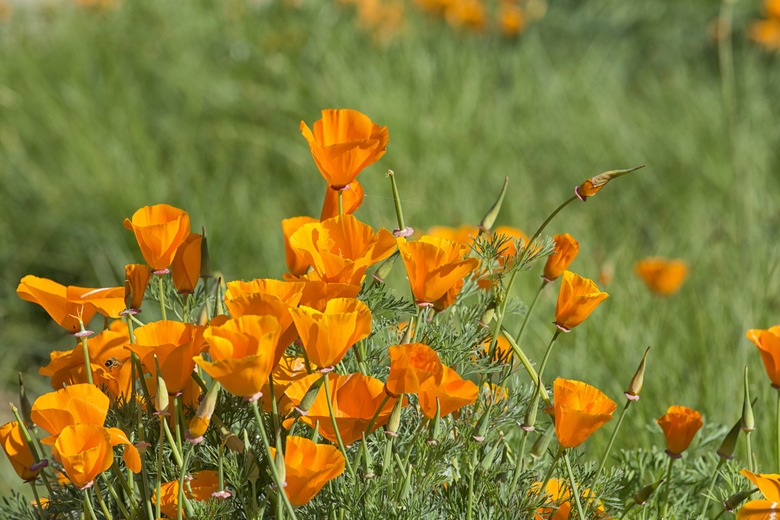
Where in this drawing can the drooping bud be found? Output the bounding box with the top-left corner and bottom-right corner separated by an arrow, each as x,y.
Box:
153,355 -> 169,414
741,366 -> 755,432
626,346 -> 651,400
479,176 -> 509,232
575,164 -> 645,201
200,227 -> 211,279
529,426 -> 555,460
633,479 -> 663,505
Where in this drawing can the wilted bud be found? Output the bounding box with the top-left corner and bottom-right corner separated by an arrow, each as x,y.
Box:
626,346 -> 651,400
529,426 -> 555,459
723,488 -> 757,512
18,373 -> 33,428
153,355 -> 169,414
385,400 -> 403,437
479,176 -> 508,232
741,366 -> 755,432
633,479 -> 663,505
186,382 -> 221,442
200,227 -> 211,279
575,165 -> 645,201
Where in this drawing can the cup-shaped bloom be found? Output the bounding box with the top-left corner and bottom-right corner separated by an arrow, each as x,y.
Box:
195,315 -> 282,398
171,233 -> 202,293
0,422 -> 38,481
155,470 -> 220,518
657,405 -> 702,456
282,216 -> 319,276
17,275 -> 98,332
288,214 -> 397,285
747,326 -> 780,387
398,236 -> 480,306
634,257 -> 688,296
543,234 -> 580,282
554,271 -> 609,331
321,180 -> 365,220
289,298 -> 372,368
130,321 -> 206,395
31,384 -> 109,440
53,424 -> 114,489
123,204 -> 190,271
124,264 -> 151,311
418,365 -> 479,418
553,378 -> 616,449
384,343 -> 443,397
270,436 -> 345,506
300,108 -> 389,189
285,373 -> 402,445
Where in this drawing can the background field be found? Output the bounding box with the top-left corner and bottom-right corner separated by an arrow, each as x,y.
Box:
1,0 -> 779,498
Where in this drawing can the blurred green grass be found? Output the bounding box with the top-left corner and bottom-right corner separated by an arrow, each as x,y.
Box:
1,0 -> 780,497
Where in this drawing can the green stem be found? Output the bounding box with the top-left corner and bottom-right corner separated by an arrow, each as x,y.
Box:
527,196 -> 578,249
510,429 -> 529,489
110,463 -> 140,520
80,331 -> 94,385
466,450 -> 476,520
365,395 -> 390,438
388,170 -> 406,231
535,329 -> 562,387
381,435 -> 395,476
563,450 -> 587,520
661,455 -> 676,519
28,482 -> 42,520
513,279 -> 548,348
596,398 -> 632,479
338,190 -> 343,216
83,490 -> 99,520
162,417 -> 184,468
745,430 -> 754,473
94,481 -> 113,520
619,501 -> 636,520
485,270 -> 519,374
157,274 -> 167,320
156,419 -> 164,520
178,446 -> 195,520
10,406 -> 56,500
698,458 -> 725,519
499,326 -> 550,405
322,372 -> 355,479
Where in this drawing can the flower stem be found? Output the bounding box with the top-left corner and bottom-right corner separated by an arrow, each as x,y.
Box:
94,480 -> 113,520
10,405 -> 56,499
157,274 -> 167,320
596,398 -> 632,479
338,190 -> 344,216
83,490 -> 99,520
698,458 -> 725,519
79,330 -> 94,385
661,455 -> 676,519
540,445 -> 564,493
563,450 -> 587,520
527,195 -> 578,250
745,429 -> 754,473
513,279 -> 548,348
28,482 -> 42,520
499,325 -> 550,405
388,170 -> 406,231
109,463 -> 139,520
156,420 -> 164,520
322,372 -> 356,479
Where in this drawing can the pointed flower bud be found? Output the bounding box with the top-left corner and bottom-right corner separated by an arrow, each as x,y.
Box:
385,399 -> 403,437
274,431 -> 286,485
633,479 -> 663,505
479,176 -> 508,232
575,165 -> 645,201
18,373 -> 33,428
742,366 -> 755,432
529,426 -> 555,460
626,346 -> 651,400
296,375 -> 326,415
717,418 -> 742,460
200,227 -> 211,279
186,382 -> 221,443
427,398 -> 442,445
153,355 -> 169,414
722,488 -> 757,512
473,402 -> 493,442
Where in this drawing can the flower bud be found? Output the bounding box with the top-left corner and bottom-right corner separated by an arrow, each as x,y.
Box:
717,419 -> 742,460
575,165 -> 645,201
297,376 -> 326,415
473,402 -> 493,442
742,366 -> 755,432
371,252 -> 398,285
274,431 -> 286,485
480,433 -> 504,471
18,373 -> 33,428
427,398 -> 442,445
200,227 -> 211,279
633,479 -> 663,505
479,176 -> 508,232
187,381 -> 221,442
626,346 -> 651,400
529,426 -> 555,459
385,400 -> 403,436
723,488 -> 756,512
153,355 -> 169,414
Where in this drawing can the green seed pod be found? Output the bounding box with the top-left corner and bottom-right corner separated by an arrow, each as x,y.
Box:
723,488 -> 757,512
529,426 -> 556,460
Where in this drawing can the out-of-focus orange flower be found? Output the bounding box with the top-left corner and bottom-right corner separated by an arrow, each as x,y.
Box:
385,343 -> 443,397
171,233 -> 202,293
300,109 -> 389,190
0,1 -> 12,22
554,271 -> 609,332
498,2 -> 526,37
445,0 -> 486,31
270,436 -> 345,506
195,315 -> 282,399
418,365 -> 479,418
285,373 -> 402,445
657,405 -> 702,457
39,328 -> 133,401
130,321 -> 206,395
476,334 -> 513,364
297,280 -> 362,311
124,264 -> 151,311
398,235 -> 480,307
289,297 -> 372,368
31,384 -> 109,440
427,225 -> 479,247
123,204 -> 190,272
493,226 -> 531,266
738,499 -> 780,519
155,470 -> 220,518
747,326 -> 780,387
765,0 -> 780,18
53,424 -> 113,489
634,258 -> 688,296
71,0 -> 121,10
543,234 -> 579,282
0,422 -> 38,482
282,216 -> 319,276
532,479 -> 607,519
321,180 -> 365,220
749,18 -> 780,50
288,214 -> 397,285
261,355 -> 311,415
553,378 -> 616,449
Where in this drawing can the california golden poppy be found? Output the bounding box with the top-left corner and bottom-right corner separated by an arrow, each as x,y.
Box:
0,421 -> 38,482
17,275 -> 98,333
53,424 -> 114,489
737,470 -> 780,519
634,258 -> 688,296
282,216 -> 319,276
300,109 -> 389,190
543,234 -> 580,282
171,233 -> 202,293
155,470 -> 220,518
289,297 -> 372,368
270,436 -> 345,506
194,315 -> 282,399
498,3 -> 526,37
124,264 -> 151,311
427,225 -> 479,247
398,235 -> 480,306
657,405 -> 703,457
288,214 -> 397,285
748,18 -> 780,50
418,365 -> 479,418
321,179 -> 365,220
384,343 -> 444,397
123,204 -> 190,271
297,280 -> 362,311
746,326 -> 780,387
554,271 -> 609,332
31,383 -> 109,440
553,378 -> 616,449
740,470 -> 780,501
532,478 -> 608,520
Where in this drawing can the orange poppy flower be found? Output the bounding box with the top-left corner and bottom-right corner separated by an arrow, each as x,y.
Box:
384,343 -> 444,397
418,365 -> 479,419
321,179 -> 365,220
288,214 -> 397,285
17,275 -> 97,333
155,470 -> 220,518
398,236 -> 480,306
289,297 -> 372,368
554,271 -> 609,332
498,3 -> 526,37
194,315 -> 282,399
53,424 -> 114,489
553,378 -> 616,449
124,264 -> 151,311
260,355 -> 312,415
0,421 -> 39,482
766,0 -> 780,17
634,258 -> 688,296
748,18 -> 780,50
543,234 -> 580,282
31,383 -> 109,440
300,108 -> 389,190
737,499 -> 780,519
746,326 -> 780,388
297,280 -> 362,311
532,479 -> 607,519
282,216 -> 319,276
130,321 -> 206,395
270,436 -> 345,506
171,233 -> 202,293
657,405 -> 702,457
123,204 -> 190,271
740,470 -> 780,502
66,285 -> 126,319
285,373 -> 402,445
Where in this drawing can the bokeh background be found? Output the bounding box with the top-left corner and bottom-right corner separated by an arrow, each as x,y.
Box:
1,0 -> 779,497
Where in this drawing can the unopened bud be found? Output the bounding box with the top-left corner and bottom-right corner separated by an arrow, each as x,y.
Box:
479,302 -> 496,328
385,399 -> 403,436
372,252 -> 399,285
481,433 -> 504,471
633,479 -> 663,505
717,419 -> 742,460
428,398 -> 442,445
741,366 -> 755,432
187,382 -> 221,441
473,402 -> 493,442
18,373 -> 33,428
626,346 -> 651,400
200,227 -> 211,279
274,431 -> 286,485
529,426 -> 555,459
360,434 -> 374,477
479,176 -> 509,232
575,165 -> 645,201
297,376 -> 326,415
723,488 -> 757,512
153,355 -> 169,413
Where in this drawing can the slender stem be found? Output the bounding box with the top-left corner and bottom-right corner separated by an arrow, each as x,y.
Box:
499,326 -> 550,405
338,190 -> 344,216
322,372 -> 355,478
83,490 -> 99,520
661,456 -> 676,519
745,430 -> 754,473
110,463 -> 140,520
94,481 -> 113,520
536,329 -> 562,386
162,418 -> 184,468
28,482 -> 42,520
178,446 -> 194,520
249,401 -> 298,520
486,270 -> 519,368
351,344 -> 368,375
510,429 -> 529,489
157,274 -> 167,320
596,399 -> 632,479
388,170 -> 406,231
563,450 -> 587,520
528,196 -> 578,249
514,279 -> 548,347
698,458 -> 725,519
365,395 -> 390,438
80,332 -> 94,385
466,449 -> 476,520
540,445 -> 564,493
618,502 -> 636,520
156,419 -> 164,519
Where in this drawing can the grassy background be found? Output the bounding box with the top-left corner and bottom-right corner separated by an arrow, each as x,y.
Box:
2,0 -> 780,497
